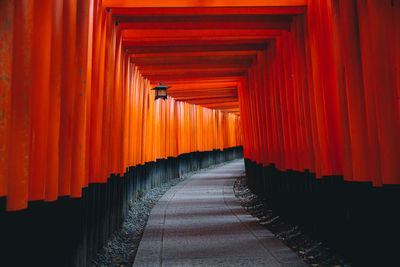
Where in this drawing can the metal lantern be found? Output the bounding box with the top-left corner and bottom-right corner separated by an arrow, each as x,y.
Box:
152,82 -> 170,100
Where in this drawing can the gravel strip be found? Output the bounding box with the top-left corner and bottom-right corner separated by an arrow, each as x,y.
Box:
233,175 -> 352,267
90,161 -> 235,267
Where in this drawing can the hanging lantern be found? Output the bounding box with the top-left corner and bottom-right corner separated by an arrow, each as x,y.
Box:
152,82 -> 170,100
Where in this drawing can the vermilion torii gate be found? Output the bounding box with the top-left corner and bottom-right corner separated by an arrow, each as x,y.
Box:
0,0 -> 399,266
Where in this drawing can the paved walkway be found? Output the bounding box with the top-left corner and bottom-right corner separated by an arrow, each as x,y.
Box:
133,159 -> 307,267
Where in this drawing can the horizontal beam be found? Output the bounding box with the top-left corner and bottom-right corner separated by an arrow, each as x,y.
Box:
131,51 -> 258,58
169,91 -> 237,96
169,91 -> 237,97
103,0 -> 307,8
177,101 -> 239,107
172,97 -> 238,103
152,77 -> 241,83
123,36 -> 275,43
205,106 -> 240,110
110,7 -> 305,15
170,96 -> 239,101
202,102 -> 240,107
211,108 -> 241,112
123,39 -> 270,47
126,43 -> 267,54
139,67 -> 248,75
132,55 -> 254,66
137,65 -> 249,70
121,29 -> 282,38
170,96 -> 238,102
169,88 -> 237,93
119,21 -> 290,30
143,73 -> 245,81
206,107 -> 240,111
167,82 -> 237,89
116,14 -> 292,24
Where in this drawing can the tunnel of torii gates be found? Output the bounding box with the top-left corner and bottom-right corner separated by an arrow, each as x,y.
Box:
0,0 -> 400,266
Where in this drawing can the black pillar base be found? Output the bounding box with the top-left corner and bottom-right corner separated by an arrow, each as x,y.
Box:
244,158 -> 400,267
0,147 -> 243,267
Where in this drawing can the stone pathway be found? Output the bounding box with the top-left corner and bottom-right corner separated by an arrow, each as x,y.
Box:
133,159 -> 307,267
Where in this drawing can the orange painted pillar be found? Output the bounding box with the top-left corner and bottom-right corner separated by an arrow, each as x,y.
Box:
45,0 -> 63,201
83,0 -> 94,187
7,0 -> 34,211
89,4 -> 106,183
357,0 -> 400,185
307,0 -> 343,177
28,0 -> 53,201
0,0 -> 13,199
58,0 -> 77,196
70,0 -> 91,197
100,12 -> 115,180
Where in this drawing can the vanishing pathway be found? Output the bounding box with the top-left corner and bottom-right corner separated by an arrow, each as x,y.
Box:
134,159 -> 306,267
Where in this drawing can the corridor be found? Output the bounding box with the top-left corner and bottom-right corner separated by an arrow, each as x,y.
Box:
1,0 -> 399,266
134,160 -> 306,267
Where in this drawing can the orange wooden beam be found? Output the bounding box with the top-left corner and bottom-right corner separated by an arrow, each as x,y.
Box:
120,21 -> 290,30
151,77 -> 241,83
143,72 -> 245,80
121,29 -> 283,38
138,65 -> 249,71
126,43 -> 267,54
169,89 -> 237,94
130,51 -> 258,58
167,82 -> 238,89
170,92 -> 238,98
132,55 -> 254,66
110,6 -> 305,16
139,67 -> 249,76
116,14 -> 292,30
103,0 -> 307,8
174,97 -> 238,103
169,88 -> 238,95
124,39 -> 270,47
202,101 -> 240,107
123,36 -> 275,43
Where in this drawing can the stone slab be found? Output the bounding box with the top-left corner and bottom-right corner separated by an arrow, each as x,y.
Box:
133,159 -> 307,267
